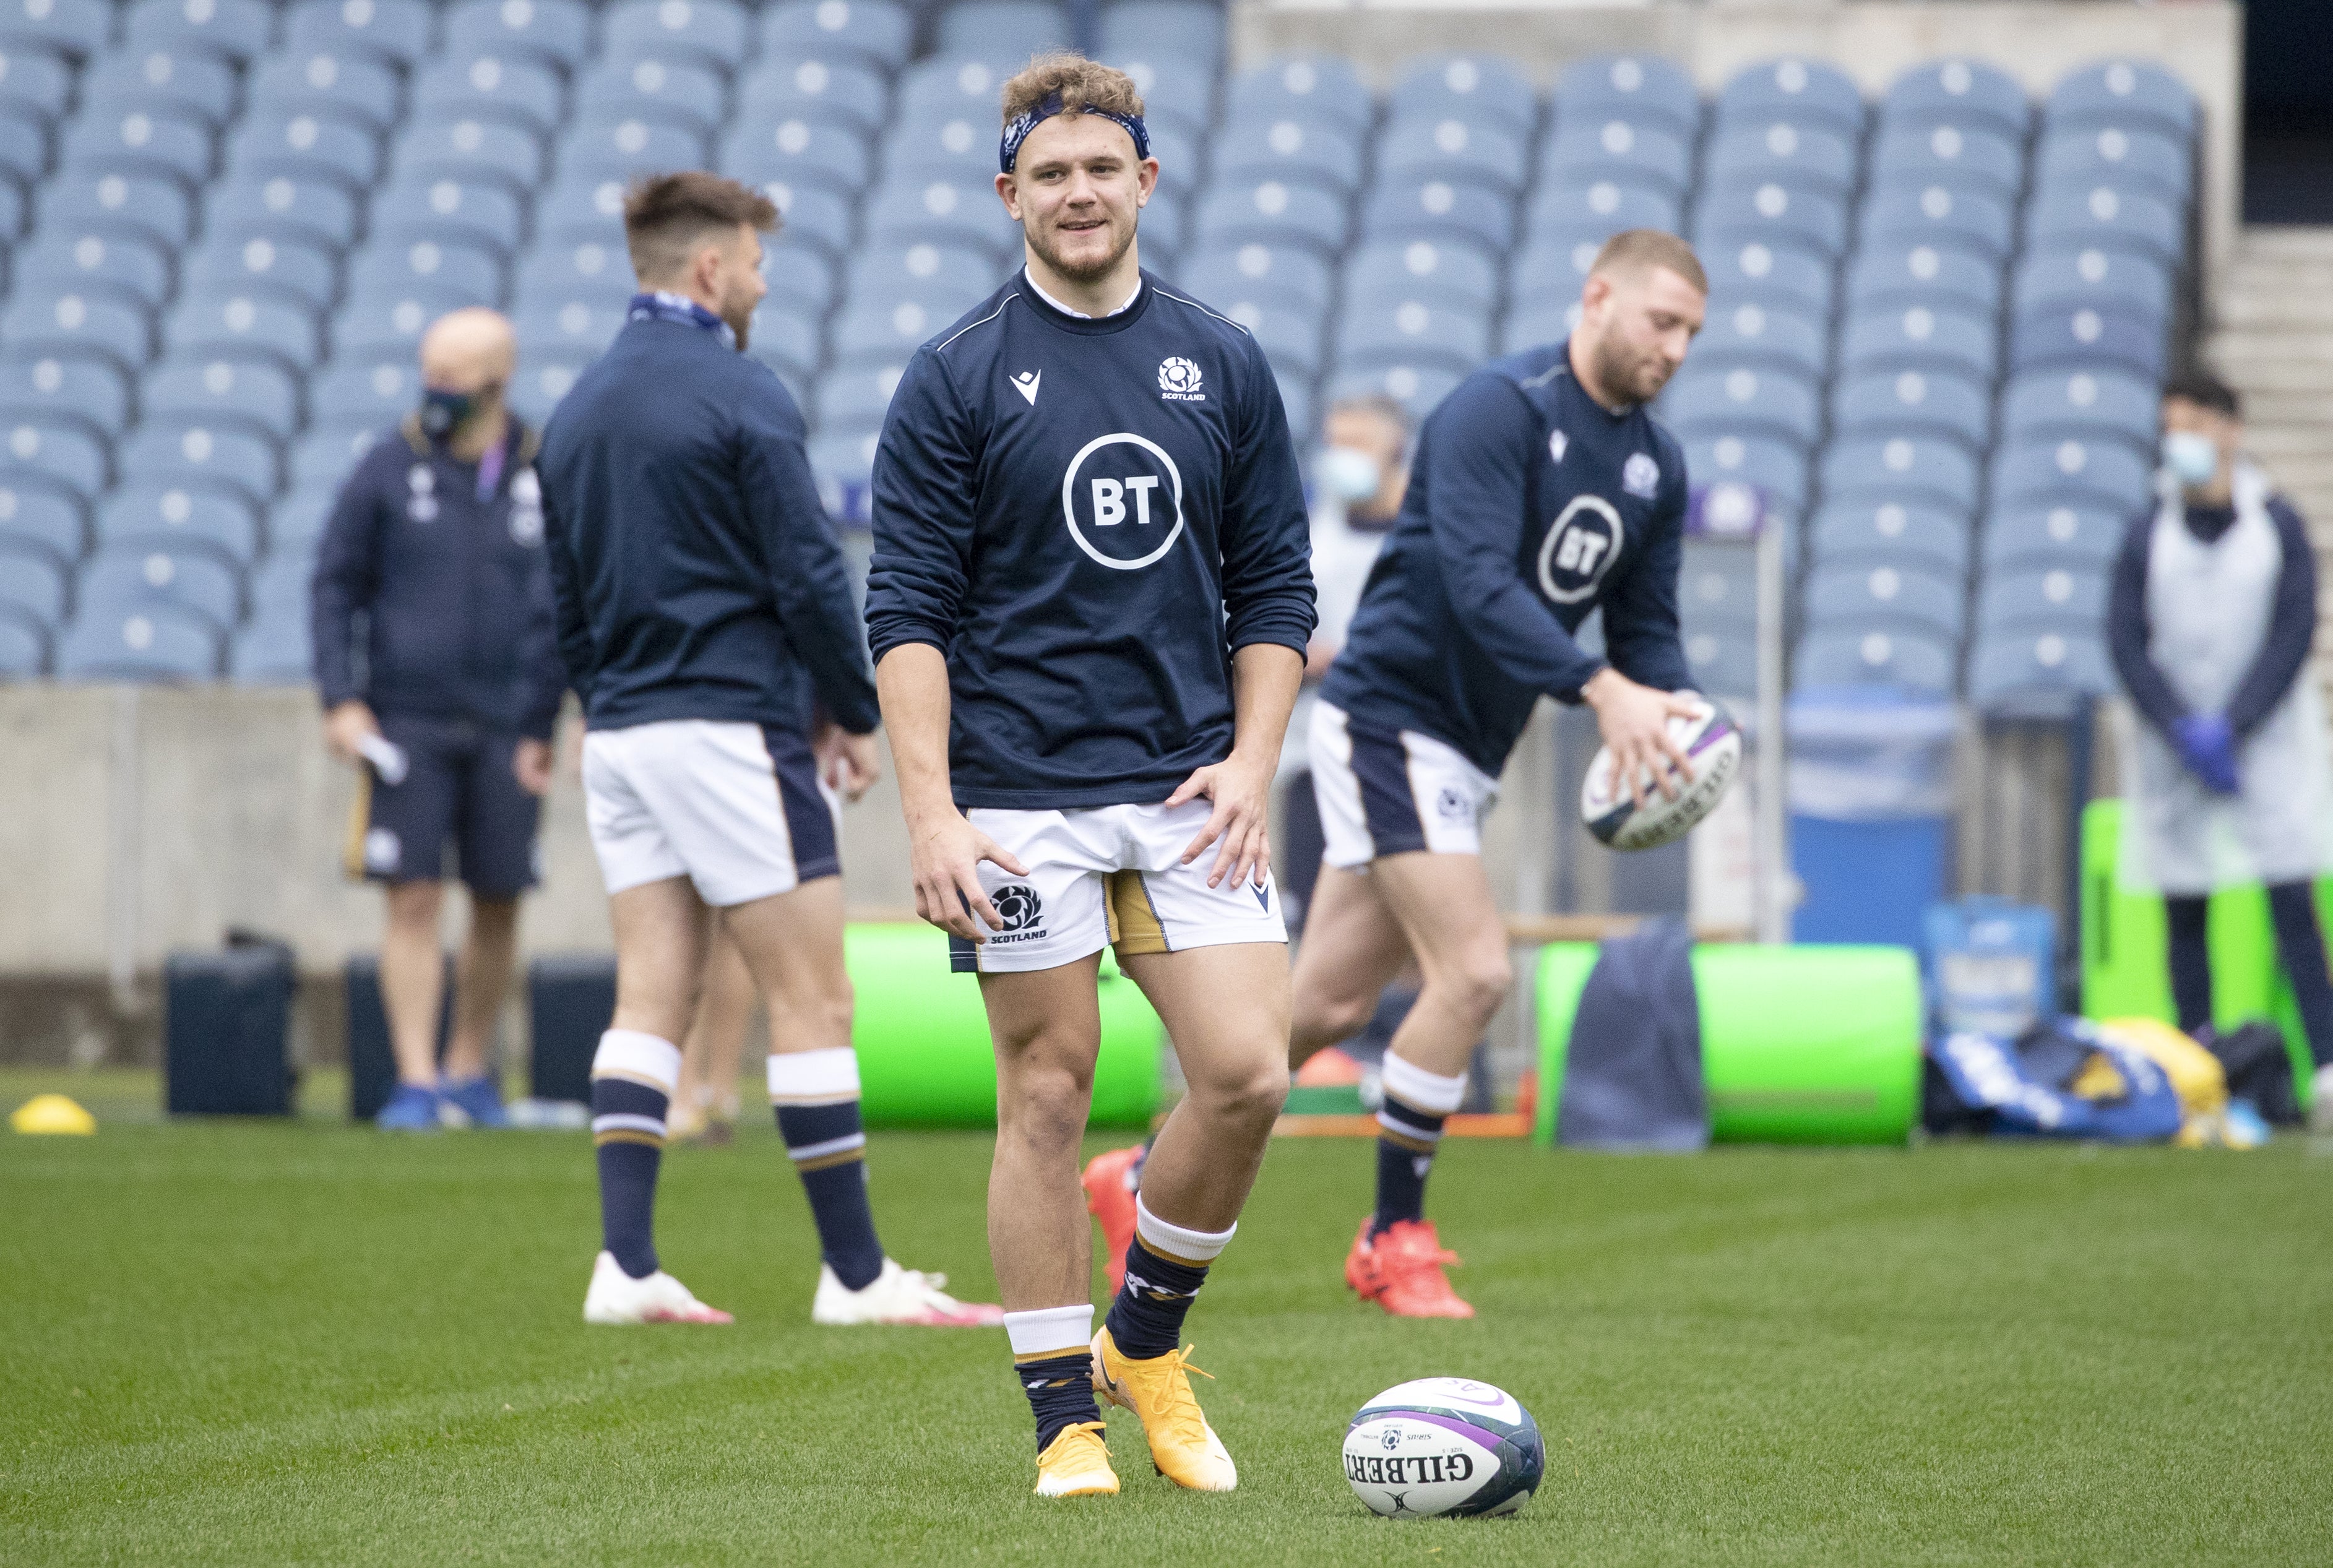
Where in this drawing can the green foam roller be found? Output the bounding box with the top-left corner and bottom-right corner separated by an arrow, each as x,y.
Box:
846,924 -> 1163,1129
1533,942 -> 1922,1146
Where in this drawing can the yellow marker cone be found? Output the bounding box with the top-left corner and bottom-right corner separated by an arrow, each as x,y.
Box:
11,1094 -> 96,1135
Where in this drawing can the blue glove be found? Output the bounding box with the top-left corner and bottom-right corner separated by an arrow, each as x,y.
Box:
2172,713 -> 2240,795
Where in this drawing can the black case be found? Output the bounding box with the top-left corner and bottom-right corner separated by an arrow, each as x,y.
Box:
527,953 -> 616,1105
164,933 -> 298,1116
345,952 -> 452,1121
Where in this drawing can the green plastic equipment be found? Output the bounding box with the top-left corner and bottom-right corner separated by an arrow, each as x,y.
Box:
847,923 -> 1164,1128
1533,942 -> 1923,1147
2077,799 -> 2319,1106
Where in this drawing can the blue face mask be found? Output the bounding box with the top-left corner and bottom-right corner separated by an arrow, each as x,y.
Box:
419,387 -> 478,441
1316,446 -> 1381,504
2162,429 -> 2220,488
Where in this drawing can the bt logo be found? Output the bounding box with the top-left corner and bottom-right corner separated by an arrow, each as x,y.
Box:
1537,494 -> 1624,604
1061,432 -> 1186,571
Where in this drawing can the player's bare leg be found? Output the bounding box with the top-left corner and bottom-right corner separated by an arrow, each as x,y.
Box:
672,933 -> 753,1143
1288,864 -> 1415,1070
380,879 -> 448,1093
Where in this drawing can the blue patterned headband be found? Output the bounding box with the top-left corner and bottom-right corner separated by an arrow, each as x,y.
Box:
999,92 -> 1150,174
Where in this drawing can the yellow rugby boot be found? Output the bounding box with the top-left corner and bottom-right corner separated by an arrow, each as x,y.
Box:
1090,1327 -> 1238,1491
1033,1420 -> 1119,1497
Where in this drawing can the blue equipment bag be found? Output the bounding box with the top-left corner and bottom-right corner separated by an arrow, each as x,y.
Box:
1928,1017 -> 2183,1141
527,952 -> 614,1106
1926,897 -> 2057,1038
164,931 -> 297,1116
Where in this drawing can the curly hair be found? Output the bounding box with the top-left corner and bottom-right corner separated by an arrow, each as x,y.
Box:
1000,51 -> 1145,126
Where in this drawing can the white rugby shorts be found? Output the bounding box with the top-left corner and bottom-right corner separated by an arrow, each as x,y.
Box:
582,719 -> 840,907
950,799 -> 1287,974
1309,701 -> 1501,869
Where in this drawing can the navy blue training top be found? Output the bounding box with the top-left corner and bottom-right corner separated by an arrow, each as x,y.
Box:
865,270 -> 1316,810
1322,342 -> 1693,778
537,315 -> 880,734
311,414 -> 567,740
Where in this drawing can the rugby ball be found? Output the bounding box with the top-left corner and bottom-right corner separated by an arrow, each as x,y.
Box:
1343,1377 -> 1545,1519
1579,697 -> 1741,851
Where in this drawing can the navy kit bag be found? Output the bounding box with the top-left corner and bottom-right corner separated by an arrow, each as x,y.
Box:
527,952 -> 616,1106
163,930 -> 298,1116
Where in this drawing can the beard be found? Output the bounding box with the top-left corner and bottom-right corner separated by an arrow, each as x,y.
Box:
1027,207 -> 1137,284
1588,329 -> 1674,406
718,282 -> 757,352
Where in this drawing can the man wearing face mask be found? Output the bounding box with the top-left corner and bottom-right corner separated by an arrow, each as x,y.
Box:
2108,369 -> 2333,1128
313,307 -> 566,1132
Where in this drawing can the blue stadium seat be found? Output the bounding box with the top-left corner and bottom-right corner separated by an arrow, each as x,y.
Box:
0,475 -> 95,564
1540,116 -> 1690,198
1210,300 -> 1324,381
285,0 -> 434,69
97,481 -> 262,567
0,347 -> 126,438
1389,56 -> 1536,143
515,296 -> 627,358
1844,242 -> 2001,317
1681,626 -> 1757,696
0,606 -> 46,675
1796,626 -> 1956,697
1807,561 -> 1965,642
43,170 -> 196,251
764,240 -> 842,314
413,54 -> 564,140
2008,301 -> 2166,383
397,117 -> 547,194
0,288 -> 152,372
79,542 -> 243,630
1178,242 -> 1332,315
2045,60 -> 2197,145
0,104 -> 45,186
13,230 -> 173,312
814,360 -> 909,432
761,0 -> 914,73
936,1 -> 1069,61
724,116 -> 873,195
739,56 -> 891,139
119,423 -> 281,509
347,238 -> 504,311
1879,58 -> 2029,143
1685,434 -> 1808,518
2027,182 -> 2183,269
1663,364 -> 1820,452
1689,298 -> 1827,382
0,527 -> 67,615
267,485 -> 340,562
0,45 -> 72,123
1694,182 -> 1848,261
1978,562 -> 2107,635
1361,178 -> 1512,256
230,599 -> 313,684
1988,436 -> 2149,515
1498,299 -> 1580,357
1840,302 -> 1995,382
601,0 -> 750,73
441,0 -> 590,70
248,50 -> 402,136
563,118 -> 709,186
846,241 -> 998,315
1523,182 -> 1683,247
1115,56 -> 1217,140
1195,180 -> 1350,259
1679,545 -> 1759,633
1829,366 -> 1989,453
208,173 -> 361,252
1705,118 -> 1858,199
744,309 -> 822,387
828,297 -> 954,369
2001,367 -> 2157,454
1965,625 -> 2111,710
1982,502 -> 2126,576
1822,434 -> 1980,514
2012,247 -> 2171,321
2037,124 -> 2190,207
1343,239 -> 1498,314
1715,58 -> 1865,139
55,602 -> 224,681
1332,299 -> 1490,380
61,105 -> 213,189
515,238 -> 632,305
895,56 -> 1022,128
165,291 -> 324,373
1810,500 -> 1972,583
1858,184 -> 2014,265
225,110 -> 380,191
1101,1 -> 1224,66
1869,123 -> 2022,201
82,48 -> 238,129
143,357 -> 302,445
1324,363 -> 1463,423
1217,113 -> 1367,197
1553,54 -> 1700,142
372,178 -> 528,262
1701,239 -> 1834,316
532,174 -> 629,252
863,178 -> 1018,257
125,0 -> 274,61
287,417 -> 386,489
335,293 -> 459,364
0,415 -> 106,500
0,177 -> 25,240
1225,56 -> 1374,140
574,56 -> 727,140
879,111 -> 994,184
807,428 -> 879,498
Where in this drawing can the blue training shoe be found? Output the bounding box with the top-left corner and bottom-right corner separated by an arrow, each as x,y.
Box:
376,1083 -> 444,1131
439,1075 -> 509,1129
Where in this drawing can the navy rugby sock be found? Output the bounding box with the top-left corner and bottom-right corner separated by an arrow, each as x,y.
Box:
1005,1306 -> 1102,1452
1371,1055 -> 1468,1238
769,1048 -> 886,1291
1105,1199 -> 1235,1359
590,1030 -> 682,1280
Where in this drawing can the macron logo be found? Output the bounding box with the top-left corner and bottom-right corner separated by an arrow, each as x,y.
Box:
1011,369 -> 1041,405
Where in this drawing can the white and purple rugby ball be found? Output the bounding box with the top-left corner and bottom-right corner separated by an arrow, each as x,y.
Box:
1579,696 -> 1741,851
1343,1377 -> 1545,1518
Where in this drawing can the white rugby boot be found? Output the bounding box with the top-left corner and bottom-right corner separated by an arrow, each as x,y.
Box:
582,1251 -> 735,1325
811,1259 -> 1005,1325
2311,1062 -> 2333,1136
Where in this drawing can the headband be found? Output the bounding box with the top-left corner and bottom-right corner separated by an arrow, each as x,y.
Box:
999,92 -> 1150,174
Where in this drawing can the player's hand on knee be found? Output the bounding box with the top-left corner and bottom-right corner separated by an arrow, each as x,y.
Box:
910,811 -> 1027,939
1584,671 -> 1701,807
1167,756 -> 1273,889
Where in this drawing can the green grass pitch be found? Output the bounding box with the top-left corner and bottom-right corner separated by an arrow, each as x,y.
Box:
4,1068 -> 2331,1565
